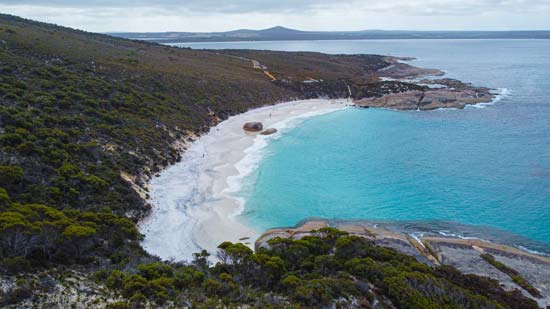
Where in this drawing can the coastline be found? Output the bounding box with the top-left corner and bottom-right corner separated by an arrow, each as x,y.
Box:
138,87 -> 520,263
137,57 -> 534,265
139,99 -> 350,261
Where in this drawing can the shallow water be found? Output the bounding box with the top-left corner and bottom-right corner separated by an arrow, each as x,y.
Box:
173,39 -> 550,253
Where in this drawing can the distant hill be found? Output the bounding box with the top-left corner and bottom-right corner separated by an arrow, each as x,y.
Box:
110,26 -> 550,43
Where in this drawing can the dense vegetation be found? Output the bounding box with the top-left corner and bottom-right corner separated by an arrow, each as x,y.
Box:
0,14 -> 540,307
95,228 -> 536,307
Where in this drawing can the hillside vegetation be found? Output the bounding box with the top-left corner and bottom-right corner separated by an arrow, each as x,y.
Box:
0,14 -> 538,307
0,13 -> 415,267
3,228 -> 538,307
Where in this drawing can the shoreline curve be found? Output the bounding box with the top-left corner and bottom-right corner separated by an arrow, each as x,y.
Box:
139,99 -> 350,261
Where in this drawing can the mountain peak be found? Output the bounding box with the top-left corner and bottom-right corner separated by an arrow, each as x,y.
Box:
260,26 -> 299,33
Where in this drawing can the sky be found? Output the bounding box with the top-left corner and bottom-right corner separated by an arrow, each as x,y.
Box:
0,0 -> 549,32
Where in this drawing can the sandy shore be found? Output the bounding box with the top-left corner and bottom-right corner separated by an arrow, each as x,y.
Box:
139,99 -> 350,261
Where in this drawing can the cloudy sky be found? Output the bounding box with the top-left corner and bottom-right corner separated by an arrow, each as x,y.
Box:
1,0 -> 549,32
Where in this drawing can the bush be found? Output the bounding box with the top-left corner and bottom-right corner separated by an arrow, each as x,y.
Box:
122,274 -> 147,298
137,262 -> 173,280
0,188 -> 10,208
1,256 -> 32,274
174,266 -> 204,289
203,278 -> 224,297
105,301 -> 130,309
0,166 -> 23,186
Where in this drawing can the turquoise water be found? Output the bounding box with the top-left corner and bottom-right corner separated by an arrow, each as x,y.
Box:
176,40 -> 550,252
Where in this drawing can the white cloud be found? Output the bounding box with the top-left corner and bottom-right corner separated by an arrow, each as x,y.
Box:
0,0 -> 549,32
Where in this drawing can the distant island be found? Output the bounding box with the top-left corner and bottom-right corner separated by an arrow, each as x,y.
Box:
110,26 -> 550,43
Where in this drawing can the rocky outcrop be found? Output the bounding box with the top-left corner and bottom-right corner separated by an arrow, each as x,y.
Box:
378,58 -> 444,79
355,90 -> 424,110
355,79 -> 495,110
243,122 -> 263,132
420,88 -> 490,109
260,128 -> 277,135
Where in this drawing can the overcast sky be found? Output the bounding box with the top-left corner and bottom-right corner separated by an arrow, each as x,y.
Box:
1,0 -> 549,32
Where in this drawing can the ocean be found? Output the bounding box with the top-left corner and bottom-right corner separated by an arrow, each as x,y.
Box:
171,39 -> 550,254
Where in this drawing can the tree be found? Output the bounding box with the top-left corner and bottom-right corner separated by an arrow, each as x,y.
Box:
61,224 -> 96,258
0,211 -> 38,257
192,249 -> 210,269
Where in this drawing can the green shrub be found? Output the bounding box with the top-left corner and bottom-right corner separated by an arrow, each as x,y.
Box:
174,267 -> 204,289
203,278 -> 223,297
106,270 -> 125,288
0,188 -> 9,208
105,301 -> 130,309
0,166 -> 23,186
280,275 -> 301,290
122,274 -> 147,298
137,262 -> 173,280
1,256 -> 32,274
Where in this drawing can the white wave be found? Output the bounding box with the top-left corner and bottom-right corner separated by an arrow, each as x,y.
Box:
438,231 -> 549,257
517,245 -> 550,257
466,88 -> 511,109
437,231 -> 487,241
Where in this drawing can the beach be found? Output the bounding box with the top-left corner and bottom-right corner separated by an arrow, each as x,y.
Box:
139,99 -> 350,261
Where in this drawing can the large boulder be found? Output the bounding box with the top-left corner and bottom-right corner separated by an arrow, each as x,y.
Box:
243,122 -> 263,132
260,128 -> 277,135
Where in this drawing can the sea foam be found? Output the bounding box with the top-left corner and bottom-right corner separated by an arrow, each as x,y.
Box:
466,88 -> 511,109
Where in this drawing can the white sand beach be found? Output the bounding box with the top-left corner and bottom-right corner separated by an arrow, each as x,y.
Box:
139,99 -> 350,261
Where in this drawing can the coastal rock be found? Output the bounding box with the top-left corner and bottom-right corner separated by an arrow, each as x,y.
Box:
354,85 -> 494,110
419,89 -> 487,110
243,122 -> 263,132
377,60 -> 444,79
260,128 -> 277,135
354,90 -> 424,110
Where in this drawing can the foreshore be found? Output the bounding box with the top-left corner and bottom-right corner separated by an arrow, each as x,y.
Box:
139,99 -> 350,261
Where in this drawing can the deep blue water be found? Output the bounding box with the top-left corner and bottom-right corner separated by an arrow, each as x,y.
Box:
175,40 -> 550,252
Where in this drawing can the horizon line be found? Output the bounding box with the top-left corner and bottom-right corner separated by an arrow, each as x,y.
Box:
105,26 -> 550,34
